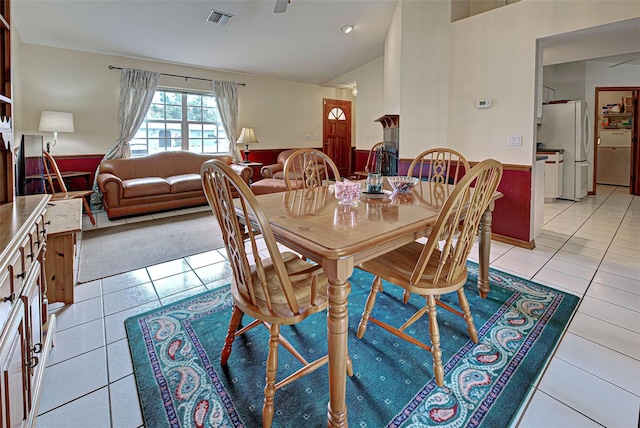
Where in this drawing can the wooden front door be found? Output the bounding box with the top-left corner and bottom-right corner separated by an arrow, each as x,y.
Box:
323,98 -> 352,177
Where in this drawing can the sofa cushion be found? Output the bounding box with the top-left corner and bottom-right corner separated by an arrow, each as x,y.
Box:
167,174 -> 202,193
250,177 -> 309,195
122,177 -> 171,198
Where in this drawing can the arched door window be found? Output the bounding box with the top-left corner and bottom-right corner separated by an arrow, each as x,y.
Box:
328,108 -> 346,121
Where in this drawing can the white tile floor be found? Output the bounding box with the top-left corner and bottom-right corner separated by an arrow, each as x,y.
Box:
35,185 -> 639,427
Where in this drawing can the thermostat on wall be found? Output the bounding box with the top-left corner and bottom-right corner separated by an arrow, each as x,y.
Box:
476,99 -> 492,109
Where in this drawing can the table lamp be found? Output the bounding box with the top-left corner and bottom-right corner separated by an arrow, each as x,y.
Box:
39,111 -> 74,153
237,127 -> 260,163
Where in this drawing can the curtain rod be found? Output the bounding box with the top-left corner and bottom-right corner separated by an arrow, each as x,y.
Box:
108,65 -> 246,86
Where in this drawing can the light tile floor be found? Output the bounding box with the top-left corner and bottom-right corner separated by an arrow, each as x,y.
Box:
36,185 -> 639,427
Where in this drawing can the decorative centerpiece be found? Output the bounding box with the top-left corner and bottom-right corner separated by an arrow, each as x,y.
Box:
334,180 -> 361,206
388,176 -> 419,194
365,172 -> 383,194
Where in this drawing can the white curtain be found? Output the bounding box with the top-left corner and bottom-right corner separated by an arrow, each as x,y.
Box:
91,68 -> 160,209
212,80 -> 240,163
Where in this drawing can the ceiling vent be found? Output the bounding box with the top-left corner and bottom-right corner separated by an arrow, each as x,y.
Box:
206,9 -> 234,26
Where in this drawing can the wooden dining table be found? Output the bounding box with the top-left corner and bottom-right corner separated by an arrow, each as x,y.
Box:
239,179 -> 502,427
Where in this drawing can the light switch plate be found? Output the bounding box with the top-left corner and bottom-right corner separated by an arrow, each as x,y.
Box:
508,135 -> 523,146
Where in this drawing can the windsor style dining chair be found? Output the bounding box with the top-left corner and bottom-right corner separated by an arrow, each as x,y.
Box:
356,159 -> 503,387
353,141 -> 384,179
282,148 -> 341,190
200,159 -> 353,427
407,147 -> 470,185
43,150 -> 96,225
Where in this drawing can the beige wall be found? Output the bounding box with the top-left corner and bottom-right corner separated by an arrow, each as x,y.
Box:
397,0 -> 451,158
384,1 -> 402,116
14,43 -> 354,156
13,0 -> 640,166
446,0 -> 639,239
328,57 -> 385,150
448,0 -> 640,167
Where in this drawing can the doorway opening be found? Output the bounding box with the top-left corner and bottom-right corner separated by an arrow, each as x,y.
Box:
593,87 -> 639,195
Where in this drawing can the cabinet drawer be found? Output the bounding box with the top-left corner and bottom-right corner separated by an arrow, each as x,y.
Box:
0,268 -> 13,330
20,232 -> 34,280
30,221 -> 44,260
42,211 -> 50,236
7,251 -> 26,297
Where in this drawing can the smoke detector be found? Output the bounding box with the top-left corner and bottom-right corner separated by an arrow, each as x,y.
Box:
207,9 -> 234,26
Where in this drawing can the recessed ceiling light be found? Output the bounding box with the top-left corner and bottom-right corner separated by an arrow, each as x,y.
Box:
341,25 -> 354,34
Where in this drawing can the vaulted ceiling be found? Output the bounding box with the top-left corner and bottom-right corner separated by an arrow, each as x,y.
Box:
12,0 -> 398,86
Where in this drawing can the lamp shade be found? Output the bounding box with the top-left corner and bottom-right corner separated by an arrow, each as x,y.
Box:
236,127 -> 259,145
39,111 -> 74,133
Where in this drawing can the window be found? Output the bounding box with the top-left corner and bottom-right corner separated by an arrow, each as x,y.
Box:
328,107 -> 346,120
130,89 -> 229,157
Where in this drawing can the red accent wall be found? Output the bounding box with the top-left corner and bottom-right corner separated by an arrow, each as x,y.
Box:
64,150 -> 533,245
54,154 -> 103,190
491,168 -> 531,243
247,149 -> 282,168
353,148 -> 369,173
352,151 -> 533,244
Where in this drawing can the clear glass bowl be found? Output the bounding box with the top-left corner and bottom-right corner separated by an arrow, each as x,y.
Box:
387,176 -> 419,194
334,180 -> 361,206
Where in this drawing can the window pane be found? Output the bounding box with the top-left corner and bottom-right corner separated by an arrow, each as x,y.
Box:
187,106 -> 202,121
147,138 -> 161,154
203,123 -> 217,137
152,92 -> 163,103
165,92 -> 182,105
130,140 -> 148,157
148,104 -> 165,120
134,124 -> 148,139
166,105 -> 181,120
140,89 -> 226,156
187,94 -> 202,106
203,107 -> 217,122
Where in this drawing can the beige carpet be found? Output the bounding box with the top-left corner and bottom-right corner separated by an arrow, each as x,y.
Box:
77,211 -> 225,283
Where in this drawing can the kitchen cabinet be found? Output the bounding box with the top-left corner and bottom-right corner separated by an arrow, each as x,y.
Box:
538,151 -> 564,200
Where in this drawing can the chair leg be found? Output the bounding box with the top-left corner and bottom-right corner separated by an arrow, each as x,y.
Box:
427,295 -> 444,387
346,354 -> 354,377
82,197 -> 96,225
263,323 -> 280,428
220,306 -> 243,366
457,289 -> 478,343
357,276 -> 382,339
402,289 -> 410,304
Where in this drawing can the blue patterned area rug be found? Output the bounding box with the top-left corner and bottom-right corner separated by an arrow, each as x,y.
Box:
125,263 -> 579,427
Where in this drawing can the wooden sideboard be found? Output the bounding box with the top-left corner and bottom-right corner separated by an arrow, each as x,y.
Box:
0,195 -> 56,427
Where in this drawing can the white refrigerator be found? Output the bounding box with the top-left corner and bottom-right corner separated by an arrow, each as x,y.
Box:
540,101 -> 591,201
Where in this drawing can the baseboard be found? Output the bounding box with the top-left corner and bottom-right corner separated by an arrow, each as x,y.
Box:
492,233 -> 535,249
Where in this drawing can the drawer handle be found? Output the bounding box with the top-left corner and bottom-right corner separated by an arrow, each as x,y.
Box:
26,252 -> 34,260
40,229 -> 47,236
16,272 -> 26,280
26,356 -> 39,369
34,239 -> 41,246
45,220 -> 51,225
2,293 -> 15,303
32,343 -> 43,354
